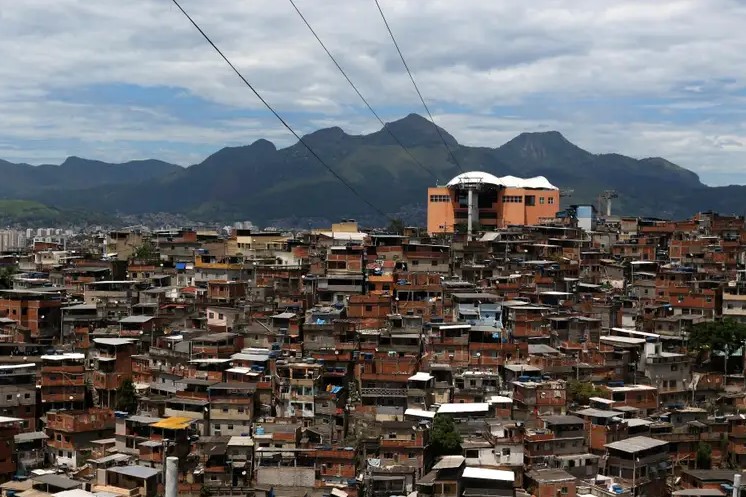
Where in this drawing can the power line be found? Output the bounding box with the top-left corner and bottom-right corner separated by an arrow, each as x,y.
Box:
373,0 -> 464,173
288,0 -> 438,182
169,0 -> 391,220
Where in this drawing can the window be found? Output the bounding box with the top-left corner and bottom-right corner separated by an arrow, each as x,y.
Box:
218,313 -> 224,320
429,194 -> 450,203
208,312 -> 214,319
547,197 -> 555,204
539,197 -> 545,204
365,305 -> 373,312
502,448 -> 510,456
525,195 -> 536,206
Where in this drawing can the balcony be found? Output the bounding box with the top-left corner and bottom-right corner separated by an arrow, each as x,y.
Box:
42,392 -> 85,403
433,336 -> 469,346
41,377 -> 85,387
361,387 -> 406,397
525,432 -> 555,443
47,408 -> 115,432
280,392 -> 315,402
380,438 -> 421,449
360,373 -> 413,382
93,372 -> 126,391
646,355 -> 687,365
312,449 -> 356,460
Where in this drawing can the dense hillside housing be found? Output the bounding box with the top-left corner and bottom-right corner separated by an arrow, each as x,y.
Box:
0,211 -> 745,496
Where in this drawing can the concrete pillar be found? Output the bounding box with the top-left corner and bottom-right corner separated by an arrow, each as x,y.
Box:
733,474 -> 741,497
165,456 -> 178,497
467,188 -> 474,241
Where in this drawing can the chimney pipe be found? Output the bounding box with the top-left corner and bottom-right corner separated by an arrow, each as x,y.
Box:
165,456 -> 178,497
733,474 -> 741,497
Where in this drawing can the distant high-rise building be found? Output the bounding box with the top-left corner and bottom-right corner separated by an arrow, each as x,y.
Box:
0,230 -> 27,252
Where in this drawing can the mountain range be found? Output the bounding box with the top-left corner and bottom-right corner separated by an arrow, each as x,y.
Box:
0,113 -> 743,227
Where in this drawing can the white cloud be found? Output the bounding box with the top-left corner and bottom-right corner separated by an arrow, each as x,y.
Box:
1,0 -> 746,184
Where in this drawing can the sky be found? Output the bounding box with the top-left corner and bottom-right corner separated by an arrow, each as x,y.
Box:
2,0 -> 746,185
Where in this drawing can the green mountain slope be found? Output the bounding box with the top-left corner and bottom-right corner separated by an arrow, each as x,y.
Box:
2,113 -> 742,225
0,200 -> 112,226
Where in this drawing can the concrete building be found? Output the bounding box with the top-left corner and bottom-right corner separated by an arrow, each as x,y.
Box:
40,353 -> 87,412
427,172 -> 560,236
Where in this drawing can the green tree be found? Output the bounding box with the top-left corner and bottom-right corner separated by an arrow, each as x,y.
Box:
387,218 -> 405,235
431,415 -> 463,457
696,442 -> 712,469
0,266 -> 15,290
689,319 -> 746,382
567,380 -> 606,405
115,378 -> 138,413
132,241 -> 159,263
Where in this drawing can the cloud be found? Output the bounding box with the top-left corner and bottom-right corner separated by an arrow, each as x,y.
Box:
1,0 -> 746,184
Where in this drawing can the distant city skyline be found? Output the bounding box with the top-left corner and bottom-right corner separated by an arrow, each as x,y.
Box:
2,1 -> 746,185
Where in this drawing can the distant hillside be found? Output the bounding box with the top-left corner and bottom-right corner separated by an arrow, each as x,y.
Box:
0,199 -> 112,227
0,157 -> 181,197
2,113 -> 744,226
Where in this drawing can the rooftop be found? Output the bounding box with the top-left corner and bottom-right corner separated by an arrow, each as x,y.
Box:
605,436 -> 667,453
108,465 -> 160,479
462,467 -> 514,482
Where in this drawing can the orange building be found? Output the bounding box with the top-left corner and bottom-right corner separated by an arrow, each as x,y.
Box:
427,172 -> 560,234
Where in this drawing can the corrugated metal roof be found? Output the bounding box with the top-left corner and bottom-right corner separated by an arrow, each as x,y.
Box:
605,436 -> 667,453
150,416 -> 194,430
108,465 -> 160,479
432,455 -> 465,469
462,466 -> 514,481
437,403 -> 489,414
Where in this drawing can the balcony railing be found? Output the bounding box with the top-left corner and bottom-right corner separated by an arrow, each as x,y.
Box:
361,387 -> 407,397
380,438 -> 422,448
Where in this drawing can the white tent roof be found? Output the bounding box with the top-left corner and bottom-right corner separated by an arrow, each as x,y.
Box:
446,171 -> 558,190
